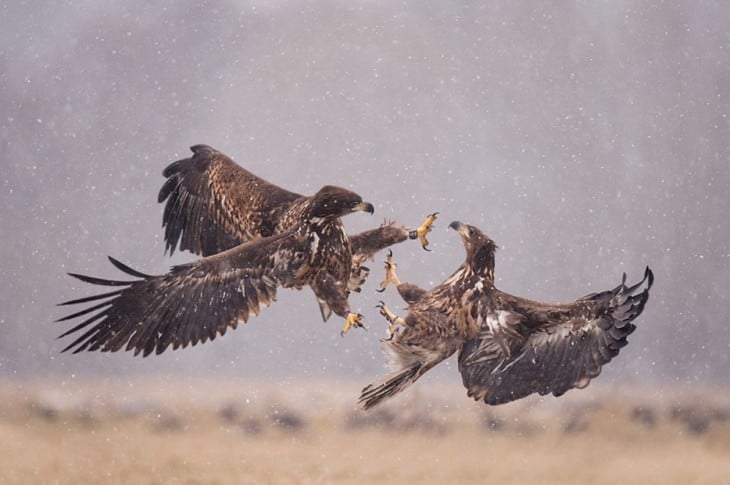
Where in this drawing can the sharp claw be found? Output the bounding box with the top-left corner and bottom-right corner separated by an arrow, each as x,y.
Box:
386,321 -> 397,341
378,251 -> 400,292
375,301 -> 402,340
415,212 -> 438,251
383,249 -> 393,267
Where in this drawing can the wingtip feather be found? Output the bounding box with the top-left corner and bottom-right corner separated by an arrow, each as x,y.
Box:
107,256 -> 151,278
162,159 -> 182,178
190,144 -> 215,156
645,266 -> 654,289
67,272 -> 131,287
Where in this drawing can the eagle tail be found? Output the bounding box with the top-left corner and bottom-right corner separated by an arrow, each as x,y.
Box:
357,363 -> 422,410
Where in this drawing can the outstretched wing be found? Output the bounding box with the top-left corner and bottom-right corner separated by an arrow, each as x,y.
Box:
158,144 -> 302,256
56,230 -> 308,357
458,268 -> 654,405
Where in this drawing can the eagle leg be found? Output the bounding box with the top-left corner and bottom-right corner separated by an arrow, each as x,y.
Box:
340,311 -> 365,337
376,249 -> 401,293
408,212 -> 438,251
375,300 -> 405,341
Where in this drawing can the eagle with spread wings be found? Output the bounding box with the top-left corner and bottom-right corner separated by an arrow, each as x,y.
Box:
359,221 -> 653,409
56,145 -> 437,356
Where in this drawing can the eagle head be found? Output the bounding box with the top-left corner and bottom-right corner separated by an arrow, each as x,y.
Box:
310,185 -> 374,219
449,221 -> 497,281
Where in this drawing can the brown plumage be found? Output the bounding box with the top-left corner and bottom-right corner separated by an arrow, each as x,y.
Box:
359,221 -> 654,409
56,145 -> 430,356
57,186 -> 373,356
158,145 -> 428,296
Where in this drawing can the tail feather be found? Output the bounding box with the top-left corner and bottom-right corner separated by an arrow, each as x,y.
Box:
358,363 -> 422,410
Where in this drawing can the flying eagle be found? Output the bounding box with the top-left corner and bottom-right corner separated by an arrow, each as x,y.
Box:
359,221 -> 654,409
56,145 -> 436,356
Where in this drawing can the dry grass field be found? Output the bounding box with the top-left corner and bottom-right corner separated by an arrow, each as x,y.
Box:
1,377 -> 728,484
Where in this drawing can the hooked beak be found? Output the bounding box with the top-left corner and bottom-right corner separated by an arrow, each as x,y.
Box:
353,201 -> 375,215
449,220 -> 470,239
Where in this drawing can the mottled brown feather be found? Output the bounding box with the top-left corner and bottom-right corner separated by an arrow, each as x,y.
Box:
59,144 -> 433,356
359,222 -> 653,410
158,144 -> 301,256
58,186 -> 372,355
158,147 -> 420,293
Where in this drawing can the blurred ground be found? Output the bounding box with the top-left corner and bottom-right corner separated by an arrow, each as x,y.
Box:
1,378 -> 728,484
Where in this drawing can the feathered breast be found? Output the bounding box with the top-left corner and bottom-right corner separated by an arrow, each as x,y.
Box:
420,268 -> 487,339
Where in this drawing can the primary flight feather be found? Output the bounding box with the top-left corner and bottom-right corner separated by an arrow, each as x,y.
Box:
57,145 -> 436,355
360,221 -> 653,409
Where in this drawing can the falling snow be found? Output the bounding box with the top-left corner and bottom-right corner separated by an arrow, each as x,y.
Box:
1,1 -> 729,386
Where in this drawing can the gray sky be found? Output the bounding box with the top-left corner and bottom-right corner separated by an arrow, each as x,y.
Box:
1,1 -> 728,386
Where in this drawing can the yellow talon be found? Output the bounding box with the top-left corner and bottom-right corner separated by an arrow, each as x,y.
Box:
341,312 -> 365,337
377,249 -> 401,293
375,300 -> 405,341
415,212 -> 438,251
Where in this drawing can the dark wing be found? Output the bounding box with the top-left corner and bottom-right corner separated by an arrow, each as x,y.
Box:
56,230 -> 308,357
458,268 -> 654,405
158,144 -> 302,256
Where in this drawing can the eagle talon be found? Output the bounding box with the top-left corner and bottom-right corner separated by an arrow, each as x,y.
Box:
377,250 -> 401,292
410,212 -> 438,251
376,300 -> 404,340
341,312 -> 365,337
